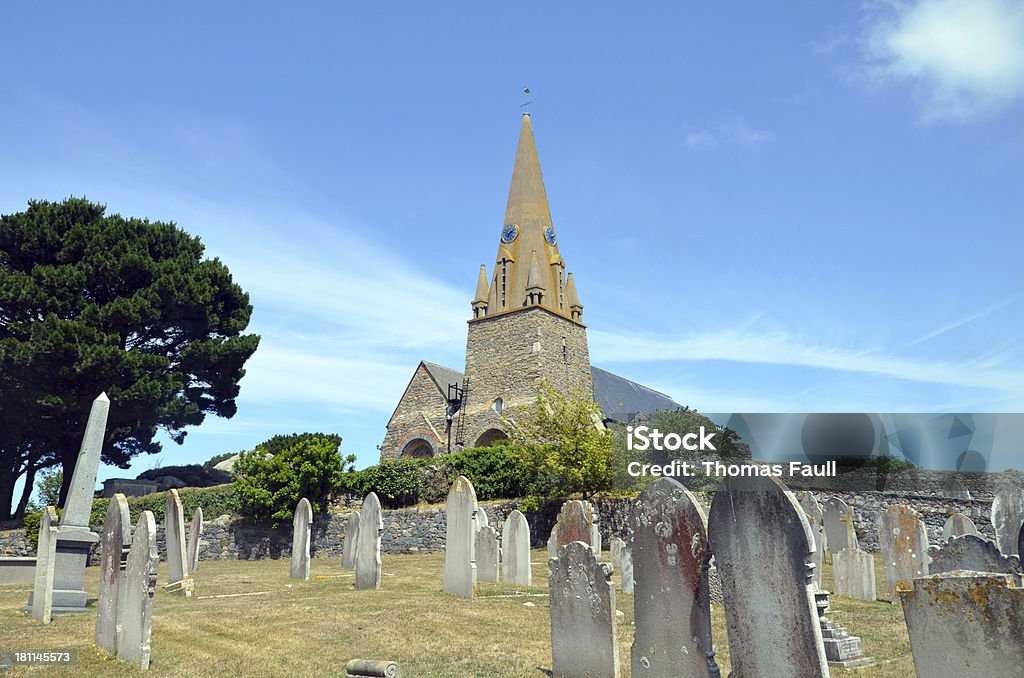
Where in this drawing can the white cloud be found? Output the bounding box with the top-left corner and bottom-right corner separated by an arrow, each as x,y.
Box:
863,0 -> 1024,121
683,119 -> 774,150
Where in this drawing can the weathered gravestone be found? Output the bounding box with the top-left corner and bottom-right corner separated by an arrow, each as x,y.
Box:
798,492 -> 827,590
609,537 -> 625,571
31,506 -> 59,624
291,498 -> 313,580
1020,523 -> 1024,565
501,509 -> 531,586
822,496 -> 857,557
475,506 -> 489,529
878,505 -> 929,603
33,393 -> 107,614
549,541 -> 619,678
164,489 -> 193,596
117,511 -> 159,671
547,528 -> 558,562
443,476 -> 477,598
991,485 -> 1024,556
630,477 -> 719,678
554,500 -> 599,553
833,548 -> 876,602
342,511 -> 360,569
96,494 -> 131,652
941,512 -> 980,542
941,476 -> 971,500
186,507 -> 203,574
901,572 -> 1024,677
620,546 -> 634,595
355,492 -> 384,590
476,525 -> 500,583
927,534 -> 1022,579
707,474 -> 829,678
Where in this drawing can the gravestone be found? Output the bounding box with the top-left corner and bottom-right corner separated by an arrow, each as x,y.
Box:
941,512 -> 980,542
475,506 -> 489,529
941,476 -> 971,500
117,511 -> 159,671
798,492 -> 827,590
43,393 -> 108,614
832,548 -> 876,602
901,572 -> 1024,677
549,541 -> 619,678
164,489 -> 193,596
630,477 -> 719,678
31,506 -> 59,624
291,498 -> 313,580
991,485 -> 1024,556
554,500 -> 599,552
354,492 -> 384,590
822,496 -> 857,557
501,509 -> 531,586
342,511 -> 360,569
928,534 -> 1022,578
443,476 -> 477,598
476,525 -> 500,583
1020,523 -> 1024,564
620,546 -> 634,595
878,504 -> 929,603
609,537 -> 625,571
547,528 -> 558,561
186,507 -> 203,573
707,474 -> 829,678
96,494 -> 131,652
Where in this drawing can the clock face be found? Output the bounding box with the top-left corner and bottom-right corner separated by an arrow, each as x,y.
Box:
544,226 -> 557,246
501,223 -> 519,243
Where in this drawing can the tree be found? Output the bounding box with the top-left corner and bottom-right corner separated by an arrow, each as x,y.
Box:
0,198 -> 260,519
504,379 -> 614,500
233,433 -> 354,526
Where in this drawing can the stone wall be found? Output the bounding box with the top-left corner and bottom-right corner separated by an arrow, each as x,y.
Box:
379,363 -> 448,459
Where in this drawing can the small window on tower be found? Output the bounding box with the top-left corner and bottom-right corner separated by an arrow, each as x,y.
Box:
491,398 -> 503,414
562,337 -> 568,362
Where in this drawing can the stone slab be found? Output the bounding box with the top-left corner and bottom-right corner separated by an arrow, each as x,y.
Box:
165,489 -> 192,595
442,476 -> 477,598
991,486 -> 1024,556
96,494 -> 131,652
0,557 -> 36,585
291,498 -> 312,580
476,525 -> 500,583
117,511 -> 158,670
941,512 -> 980,542
822,495 -> 857,557
833,548 -> 876,602
342,511 -> 360,569
501,509 -> 531,586
878,505 -> 929,603
31,506 -> 59,624
549,541 -> 619,678
928,534 -> 1021,578
187,507 -> 203,574
355,493 -> 383,590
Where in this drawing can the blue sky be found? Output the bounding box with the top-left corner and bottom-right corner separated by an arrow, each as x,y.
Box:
2,1 -> 1023,488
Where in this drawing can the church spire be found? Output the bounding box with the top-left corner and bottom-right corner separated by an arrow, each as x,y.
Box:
478,113 -> 575,320
472,264 -> 490,318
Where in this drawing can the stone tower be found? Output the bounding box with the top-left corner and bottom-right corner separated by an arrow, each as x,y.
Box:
459,113 -> 592,448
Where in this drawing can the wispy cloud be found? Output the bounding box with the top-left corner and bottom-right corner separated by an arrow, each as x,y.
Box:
908,294 -> 1021,346
683,118 -> 774,150
862,0 -> 1024,122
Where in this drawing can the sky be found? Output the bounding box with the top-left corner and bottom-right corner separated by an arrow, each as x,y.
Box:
2,1 -> 1023,493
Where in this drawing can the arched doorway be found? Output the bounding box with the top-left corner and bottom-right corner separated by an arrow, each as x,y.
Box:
474,429 -> 508,448
401,439 -> 434,458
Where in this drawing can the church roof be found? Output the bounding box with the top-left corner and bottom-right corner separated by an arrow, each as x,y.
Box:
422,361 -> 464,393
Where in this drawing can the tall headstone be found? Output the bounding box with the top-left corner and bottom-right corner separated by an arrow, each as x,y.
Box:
553,500 -> 599,553
291,498 -> 313,580
901,572 -> 1024,677
164,489 -> 192,596
475,506 -> 489,529
630,477 -> 719,678
620,546 -> 634,595
549,541 -> 619,678
342,511 -> 360,569
822,496 -> 857,557
354,492 -> 383,590
941,512 -> 980,542
878,504 -> 929,603
31,506 -> 59,624
609,537 -> 625,571
798,492 -> 827,590
96,494 -> 131,651
501,509 -> 531,586
117,511 -> 159,671
476,525 -> 501,583
1019,522 -> 1024,564
928,534 -> 1022,577
186,507 -> 203,573
443,476 -> 477,598
832,548 -> 877,602
47,393 -> 108,613
707,474 -> 829,678
547,528 -> 558,561
991,485 -> 1024,556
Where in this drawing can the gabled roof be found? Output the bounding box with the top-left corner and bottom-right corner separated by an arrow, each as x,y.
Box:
590,366 -> 680,421
422,361 -> 464,393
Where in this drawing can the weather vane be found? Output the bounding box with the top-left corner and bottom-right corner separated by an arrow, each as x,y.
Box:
520,87 -> 534,112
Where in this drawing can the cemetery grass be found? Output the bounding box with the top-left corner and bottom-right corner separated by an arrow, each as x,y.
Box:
1,550 -> 914,677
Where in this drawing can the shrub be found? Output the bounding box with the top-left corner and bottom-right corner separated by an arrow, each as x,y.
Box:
23,507 -> 62,551
442,443 -> 532,501
88,484 -> 240,530
136,464 -> 231,487
203,452 -> 236,470
357,458 -> 429,509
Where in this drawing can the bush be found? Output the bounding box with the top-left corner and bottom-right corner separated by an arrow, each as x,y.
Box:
88,484 -> 239,530
233,433 -> 351,526
136,464 -> 231,487
23,507 -> 62,551
203,452 -> 236,470
357,458 -> 429,509
443,443 -> 532,501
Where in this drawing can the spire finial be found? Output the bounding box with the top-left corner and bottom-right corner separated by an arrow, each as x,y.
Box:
519,87 -> 534,114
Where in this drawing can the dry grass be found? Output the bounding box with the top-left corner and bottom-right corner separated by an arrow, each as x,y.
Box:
0,550 -> 918,676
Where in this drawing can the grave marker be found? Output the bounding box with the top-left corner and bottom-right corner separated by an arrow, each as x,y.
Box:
342,511 -> 360,569
443,476 -> 477,598
822,496 -> 857,557
31,506 -> 59,624
832,548 -> 876,602
164,489 -> 192,596
878,504 -> 929,603
291,498 -> 312,580
549,541 -> 619,678
186,507 -> 203,573
501,510 -> 531,586
798,492 -> 827,590
941,512 -> 980,542
96,494 -> 131,651
355,492 -> 384,590
928,534 -> 1021,578
117,511 -> 159,670
476,525 -> 500,583
991,485 -> 1024,556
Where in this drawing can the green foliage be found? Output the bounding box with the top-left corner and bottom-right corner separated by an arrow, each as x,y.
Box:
87,484 -> 239,530
23,507 -> 62,551
233,433 -> 350,526
35,468 -> 63,509
203,452 -> 236,470
642,407 -> 749,464
0,198 -> 260,519
443,443 -> 532,501
135,463 -> 231,487
355,458 -> 428,509
504,380 -> 614,500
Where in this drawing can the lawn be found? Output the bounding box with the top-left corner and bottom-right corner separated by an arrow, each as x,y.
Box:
0,550 -> 916,676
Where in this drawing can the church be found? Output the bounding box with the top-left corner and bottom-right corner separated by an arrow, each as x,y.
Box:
379,113 -> 679,460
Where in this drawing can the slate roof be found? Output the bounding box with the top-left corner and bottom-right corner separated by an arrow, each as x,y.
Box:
411,361 -> 680,421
